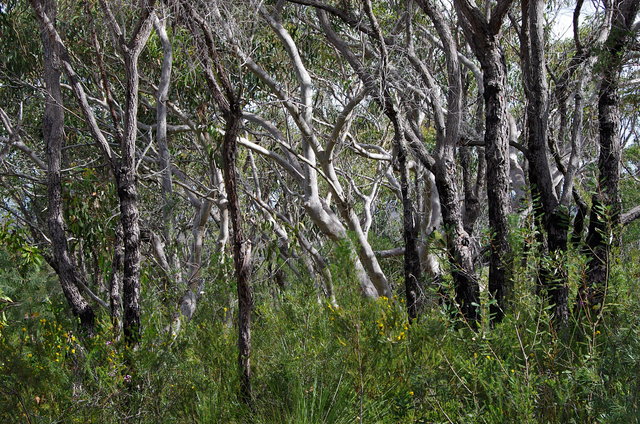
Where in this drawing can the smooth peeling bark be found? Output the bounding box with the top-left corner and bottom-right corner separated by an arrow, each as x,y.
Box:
178,197 -> 215,321
266,4 -> 390,299
303,199 -> 379,297
36,0 -> 95,335
153,13 -> 174,243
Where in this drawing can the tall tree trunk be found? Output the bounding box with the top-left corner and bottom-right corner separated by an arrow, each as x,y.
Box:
481,51 -> 512,322
454,0 -> 514,322
108,8 -> 155,345
36,0 -> 95,335
521,0 -> 569,324
433,163 -> 480,322
415,0 -> 481,323
580,0 -> 640,315
189,5 -> 254,401
118,55 -> 143,346
223,104 -> 253,404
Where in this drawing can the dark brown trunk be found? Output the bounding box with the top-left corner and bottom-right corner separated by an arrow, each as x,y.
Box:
580,0 -> 639,315
398,135 -> 421,321
222,104 -> 253,404
116,165 -> 141,345
461,146 -> 481,235
36,0 -> 95,335
521,0 -> 569,325
187,8 -> 253,402
571,194 -> 588,244
416,0 -> 481,323
118,54 -> 144,346
454,0 -> 514,322
481,49 -> 512,322
433,162 -> 480,323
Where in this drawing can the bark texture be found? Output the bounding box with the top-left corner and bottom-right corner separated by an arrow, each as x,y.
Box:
454,0 -> 513,322
415,0 -> 481,322
109,224 -> 124,339
580,0 -> 640,315
188,5 -> 254,402
521,0 -> 569,324
223,105 -> 253,405
98,0 -> 155,346
36,0 -> 95,335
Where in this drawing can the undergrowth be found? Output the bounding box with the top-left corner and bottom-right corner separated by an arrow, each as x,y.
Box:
1,244 -> 640,423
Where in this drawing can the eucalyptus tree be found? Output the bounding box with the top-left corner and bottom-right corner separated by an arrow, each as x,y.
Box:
286,0 -> 487,320
182,2 -> 254,401
32,0 -> 96,334
195,0 -> 398,299
30,0 -> 157,345
453,0 -> 514,322
581,0 -> 640,316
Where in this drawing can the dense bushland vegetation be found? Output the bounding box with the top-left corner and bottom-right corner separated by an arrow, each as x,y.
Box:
2,231 -> 640,422
1,0 -> 640,422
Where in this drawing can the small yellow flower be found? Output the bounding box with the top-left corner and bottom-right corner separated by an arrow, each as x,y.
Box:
409,391 -> 414,396
71,349 -> 76,354
595,330 -> 601,335
22,327 -> 27,332
27,353 -> 32,358
486,355 -> 491,360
